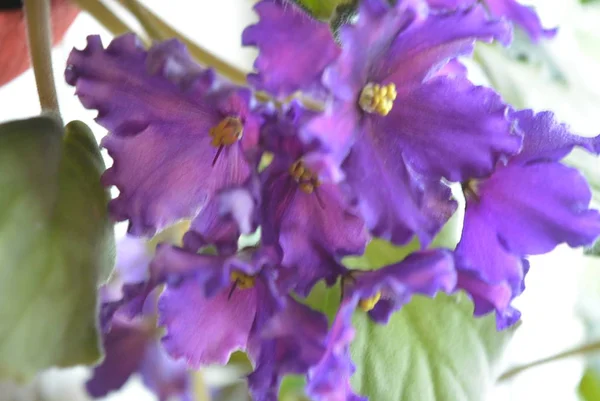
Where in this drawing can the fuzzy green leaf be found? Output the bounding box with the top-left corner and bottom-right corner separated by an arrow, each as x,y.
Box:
351,293 -> 516,401
0,117 -> 115,380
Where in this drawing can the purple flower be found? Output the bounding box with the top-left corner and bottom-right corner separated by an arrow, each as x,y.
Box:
88,238 -> 191,401
243,0 -> 341,97
304,0 -> 520,246
456,110 -> 600,329
306,250 -> 456,401
427,0 -> 557,42
260,103 -> 368,295
153,244 -> 331,401
66,34 -> 260,236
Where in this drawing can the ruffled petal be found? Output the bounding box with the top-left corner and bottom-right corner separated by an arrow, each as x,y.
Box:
242,0 -> 340,97
510,110 -> 600,164
379,77 -> 521,182
347,250 -> 456,324
477,162 -> 600,256
86,318 -> 151,398
456,269 -> 525,330
485,0 -> 557,42
158,278 -> 257,367
342,133 -> 457,246
307,300 -> 366,401
262,171 -> 367,294
379,3 -> 511,87
249,299 -> 329,400
66,35 -> 259,235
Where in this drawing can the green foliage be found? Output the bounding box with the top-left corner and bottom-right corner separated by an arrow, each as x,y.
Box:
294,0 -> 355,20
0,117 -> 114,380
351,293 -> 516,400
580,369 -> 600,401
304,211 -> 514,401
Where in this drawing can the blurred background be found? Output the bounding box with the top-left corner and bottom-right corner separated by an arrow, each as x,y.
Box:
1,0 -> 599,400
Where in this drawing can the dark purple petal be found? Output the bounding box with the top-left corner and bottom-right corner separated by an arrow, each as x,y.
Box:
139,341 -> 191,401
485,0 -> 557,42
249,299 -> 329,401
379,77 -> 521,181
426,0 -> 473,9
342,133 -> 457,246
86,318 -> 151,397
66,35 -> 259,235
243,0 -> 340,97
159,278 -> 257,367
456,270 -> 523,330
454,198 -> 525,284
307,300 -> 366,401
476,162 -> 600,256
348,250 -> 456,323
509,110 -> 600,164
378,3 -> 511,87
262,172 -> 367,294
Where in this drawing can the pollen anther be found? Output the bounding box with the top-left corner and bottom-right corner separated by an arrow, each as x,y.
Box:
289,160 -> 320,194
230,271 -> 256,290
358,292 -> 381,312
210,116 -> 244,147
359,82 -> 397,116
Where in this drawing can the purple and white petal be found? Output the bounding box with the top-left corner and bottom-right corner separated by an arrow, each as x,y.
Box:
139,341 -> 191,401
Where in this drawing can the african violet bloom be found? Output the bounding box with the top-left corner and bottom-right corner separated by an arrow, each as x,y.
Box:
259,103 -> 369,295
66,34 -> 261,236
302,0 -> 521,246
427,0 -> 557,42
456,110 -> 600,329
152,244 -> 330,401
305,250 -> 456,400
88,237 -> 191,401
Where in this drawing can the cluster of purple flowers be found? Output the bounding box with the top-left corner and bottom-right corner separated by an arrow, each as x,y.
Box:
65,0 -> 600,400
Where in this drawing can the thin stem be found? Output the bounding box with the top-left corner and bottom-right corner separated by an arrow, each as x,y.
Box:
70,0 -> 143,42
118,0 -> 166,41
498,339 -> 600,382
118,0 -> 247,84
23,0 -> 59,114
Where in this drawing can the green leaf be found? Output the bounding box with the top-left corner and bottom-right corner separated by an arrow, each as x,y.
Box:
294,0 -> 355,20
580,369 -> 600,401
0,117 -> 115,380
351,293 -> 517,401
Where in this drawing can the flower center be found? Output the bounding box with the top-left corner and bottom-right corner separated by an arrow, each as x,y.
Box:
230,271 -> 255,290
462,179 -> 480,202
209,116 -> 244,165
359,82 -> 397,116
358,292 -> 381,312
289,160 -> 321,194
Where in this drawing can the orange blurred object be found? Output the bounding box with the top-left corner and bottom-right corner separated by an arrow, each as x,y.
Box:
0,0 -> 79,86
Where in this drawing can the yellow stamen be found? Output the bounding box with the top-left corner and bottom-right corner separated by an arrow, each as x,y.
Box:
358,292 -> 381,312
210,116 -> 244,147
230,271 -> 256,290
289,160 -> 320,194
359,82 -> 397,116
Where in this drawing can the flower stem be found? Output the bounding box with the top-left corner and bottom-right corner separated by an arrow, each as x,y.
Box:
115,0 -> 248,85
118,0 -> 166,41
498,339 -> 600,382
23,0 -> 59,114
69,0 -> 142,42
